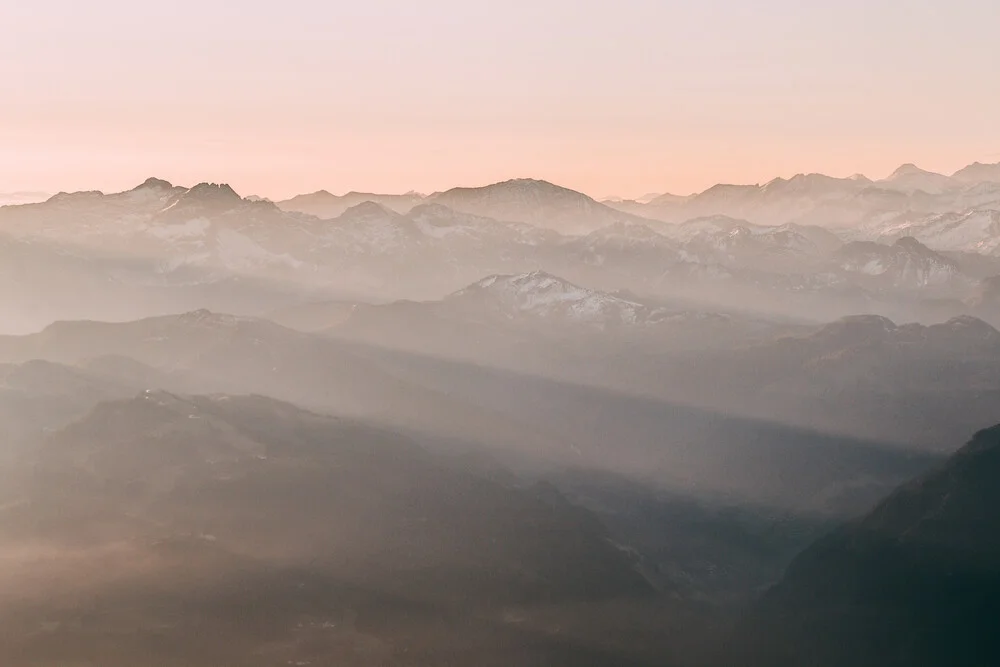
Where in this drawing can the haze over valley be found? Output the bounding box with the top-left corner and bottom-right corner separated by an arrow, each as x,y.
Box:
1,158 -> 999,665
5,1 -> 1000,664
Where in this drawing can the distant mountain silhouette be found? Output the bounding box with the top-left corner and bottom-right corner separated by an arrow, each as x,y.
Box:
952,160 -> 1000,184
879,163 -> 958,194
276,189 -> 425,218
428,178 -> 652,233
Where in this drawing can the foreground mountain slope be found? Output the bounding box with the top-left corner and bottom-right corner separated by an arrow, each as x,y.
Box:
0,393 -> 670,666
734,424 -> 1000,667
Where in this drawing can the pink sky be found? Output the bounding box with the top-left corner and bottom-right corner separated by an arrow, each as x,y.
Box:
3,0 -> 999,200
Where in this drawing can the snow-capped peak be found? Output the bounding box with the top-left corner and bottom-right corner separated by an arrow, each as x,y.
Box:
836,236 -> 961,288
449,271 -> 657,326
466,270 -> 587,295
174,309 -> 254,328
158,183 -> 244,214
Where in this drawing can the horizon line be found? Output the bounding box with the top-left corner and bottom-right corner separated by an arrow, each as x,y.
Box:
10,156 -> 998,205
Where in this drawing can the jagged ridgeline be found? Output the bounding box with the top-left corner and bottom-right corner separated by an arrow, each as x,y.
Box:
3,164 -> 1000,333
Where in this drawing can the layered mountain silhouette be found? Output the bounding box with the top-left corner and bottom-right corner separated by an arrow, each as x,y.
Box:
4,159 -> 1000,667
2,169 -> 1000,332
601,161 -> 1000,228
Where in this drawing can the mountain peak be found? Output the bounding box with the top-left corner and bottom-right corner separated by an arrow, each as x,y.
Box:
335,200 -> 398,222
133,177 -> 174,191
406,201 -> 460,218
936,315 -> 1000,341
437,178 -> 587,200
468,269 -> 570,292
692,183 -> 761,202
880,164 -> 956,193
512,268 -> 564,283
952,160 -> 1000,184
893,235 -> 930,250
964,422 -> 1000,456
470,178 -> 586,200
501,177 -> 559,188
646,192 -> 690,206
281,189 -> 337,204
885,163 -> 950,181
888,163 -> 928,178
184,182 -> 241,202
762,172 -> 863,195
807,314 -> 898,346
427,178 -> 631,233
174,309 -> 252,328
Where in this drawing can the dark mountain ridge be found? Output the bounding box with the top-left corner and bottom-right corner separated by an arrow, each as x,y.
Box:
733,424 -> 1000,667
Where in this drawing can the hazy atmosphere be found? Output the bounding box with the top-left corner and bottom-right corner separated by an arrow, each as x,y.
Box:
3,2 -> 1000,666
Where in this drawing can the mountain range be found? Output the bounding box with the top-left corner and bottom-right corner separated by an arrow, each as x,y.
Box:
5,159 -> 1000,665
604,162 -> 1000,227
3,164 -> 1000,335
273,161 -> 1000,229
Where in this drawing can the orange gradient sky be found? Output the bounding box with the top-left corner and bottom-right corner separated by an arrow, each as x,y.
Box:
3,0 -> 999,199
